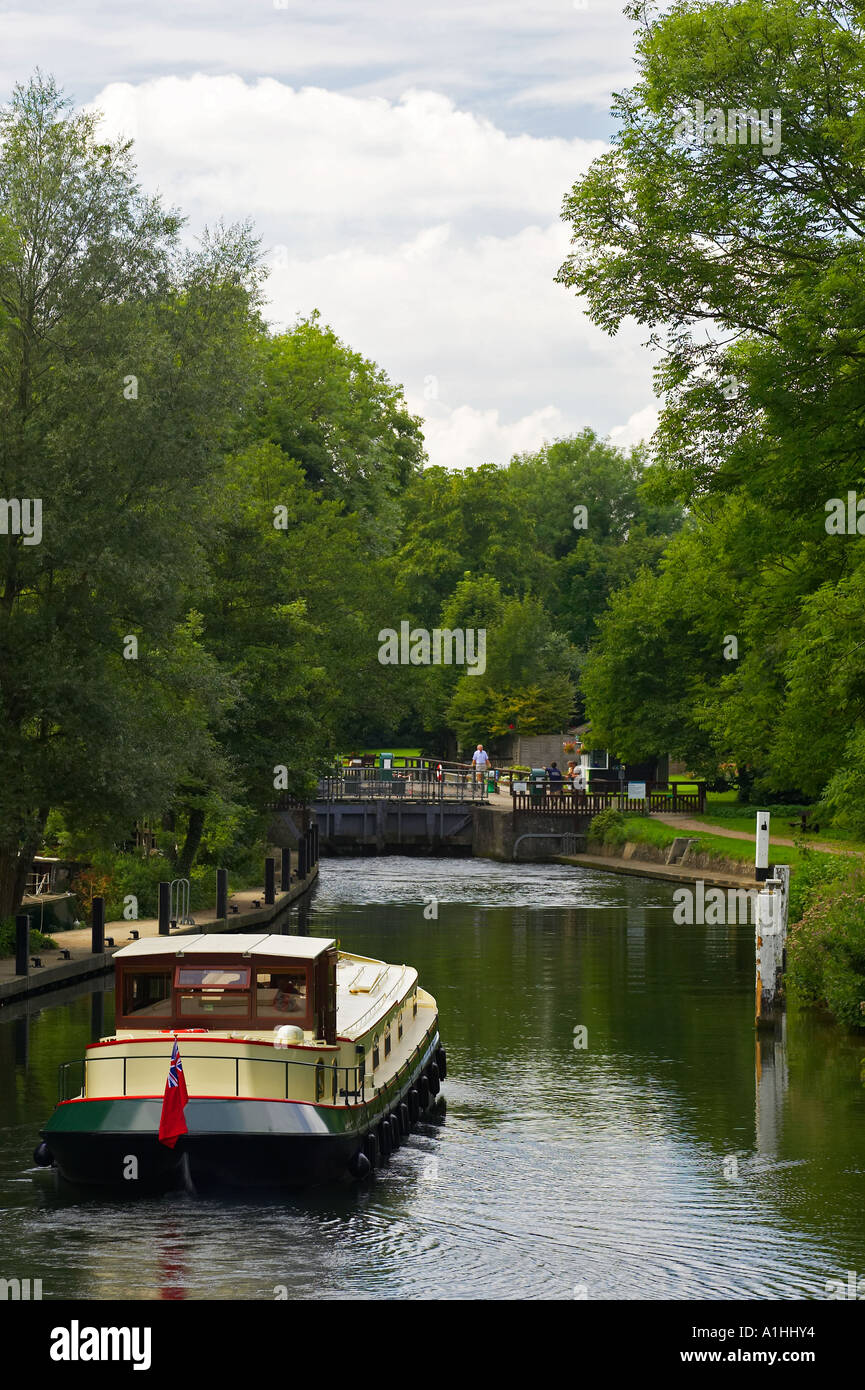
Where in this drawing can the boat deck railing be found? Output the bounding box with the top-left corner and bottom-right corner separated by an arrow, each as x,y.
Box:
57,1021 -> 441,1111
58,1053 -> 366,1106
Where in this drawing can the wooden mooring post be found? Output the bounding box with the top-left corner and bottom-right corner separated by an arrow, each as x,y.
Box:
216,868 -> 228,921
15,913 -> 29,977
264,856 -> 275,906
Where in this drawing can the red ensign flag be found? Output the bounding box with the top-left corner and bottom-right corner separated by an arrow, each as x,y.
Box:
158,1037 -> 189,1148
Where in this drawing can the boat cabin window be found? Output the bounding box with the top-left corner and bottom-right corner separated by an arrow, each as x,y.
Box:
177,967 -> 249,990
123,971 -> 172,1018
115,951 -> 330,1035
176,966 -> 251,1019
255,969 -> 308,1019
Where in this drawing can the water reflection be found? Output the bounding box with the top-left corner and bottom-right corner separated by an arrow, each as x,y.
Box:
755,1022 -> 789,1159
13,1014 -> 28,1069
0,856 -> 863,1300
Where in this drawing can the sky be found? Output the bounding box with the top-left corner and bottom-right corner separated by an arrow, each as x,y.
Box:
0,0 -> 659,469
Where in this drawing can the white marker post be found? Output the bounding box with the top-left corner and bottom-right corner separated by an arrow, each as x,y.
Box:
755,869 -> 790,1029
755,811 -> 770,884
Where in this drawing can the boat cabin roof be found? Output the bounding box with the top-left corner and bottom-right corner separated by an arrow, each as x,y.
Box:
113,933 -> 336,962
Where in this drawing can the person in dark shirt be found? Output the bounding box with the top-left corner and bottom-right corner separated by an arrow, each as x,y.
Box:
547,761 -> 564,797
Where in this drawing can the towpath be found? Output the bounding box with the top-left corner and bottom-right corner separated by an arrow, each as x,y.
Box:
650,812 -> 857,856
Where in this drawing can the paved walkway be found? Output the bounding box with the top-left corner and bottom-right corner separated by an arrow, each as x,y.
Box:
650,813 -> 858,856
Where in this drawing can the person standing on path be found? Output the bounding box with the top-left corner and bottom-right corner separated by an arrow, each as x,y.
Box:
472,743 -> 491,786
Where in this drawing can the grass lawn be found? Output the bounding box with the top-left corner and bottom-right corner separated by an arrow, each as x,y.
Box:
619,815 -> 814,872
677,795 -> 865,856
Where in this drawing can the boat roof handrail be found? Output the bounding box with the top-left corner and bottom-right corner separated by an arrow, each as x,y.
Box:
345,965 -> 412,1034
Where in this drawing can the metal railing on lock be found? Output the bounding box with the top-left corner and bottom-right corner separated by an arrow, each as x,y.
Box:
510,779 -> 706,815
318,759 -> 491,803
58,1054 -> 367,1106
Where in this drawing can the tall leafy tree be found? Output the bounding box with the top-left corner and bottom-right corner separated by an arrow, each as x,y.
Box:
557,0 -> 865,801
0,73 -> 263,914
198,440 -> 412,822
253,313 -> 426,548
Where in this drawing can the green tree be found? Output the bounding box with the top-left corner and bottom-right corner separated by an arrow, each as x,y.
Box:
557,0 -> 865,801
196,440 -> 415,821
0,74 -> 263,915
444,581 -> 577,749
253,313 -> 426,548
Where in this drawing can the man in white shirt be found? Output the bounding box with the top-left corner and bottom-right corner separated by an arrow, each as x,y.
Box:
472,744 -> 490,785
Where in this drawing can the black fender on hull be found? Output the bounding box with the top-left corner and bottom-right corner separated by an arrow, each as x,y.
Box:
348,1149 -> 371,1180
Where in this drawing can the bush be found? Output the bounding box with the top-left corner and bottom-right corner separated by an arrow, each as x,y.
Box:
0,918 -> 57,957
787,848 -> 851,925
589,807 -> 627,846
787,861 -> 865,1028
73,850 -> 262,923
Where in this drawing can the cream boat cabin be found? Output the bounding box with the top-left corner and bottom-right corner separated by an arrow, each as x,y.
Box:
37,934 -> 446,1188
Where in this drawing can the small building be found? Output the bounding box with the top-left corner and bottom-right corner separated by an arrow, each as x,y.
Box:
507,727 -> 668,790
577,748 -> 669,794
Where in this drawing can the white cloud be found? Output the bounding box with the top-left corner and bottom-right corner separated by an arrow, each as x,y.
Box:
92,78 -> 608,247
419,403 -> 570,471
609,405 -> 660,450
88,73 -> 658,469
0,1 -> 639,127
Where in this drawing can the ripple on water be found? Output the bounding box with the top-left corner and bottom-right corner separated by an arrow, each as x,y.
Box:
1,855 -> 863,1299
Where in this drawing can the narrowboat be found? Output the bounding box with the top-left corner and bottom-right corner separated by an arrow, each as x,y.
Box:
35,933 -> 446,1189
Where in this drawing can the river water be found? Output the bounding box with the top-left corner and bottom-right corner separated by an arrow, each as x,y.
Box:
1,856 -> 863,1301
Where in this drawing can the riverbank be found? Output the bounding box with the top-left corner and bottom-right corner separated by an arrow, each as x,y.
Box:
0,863 -> 319,1007
559,839 -> 760,888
